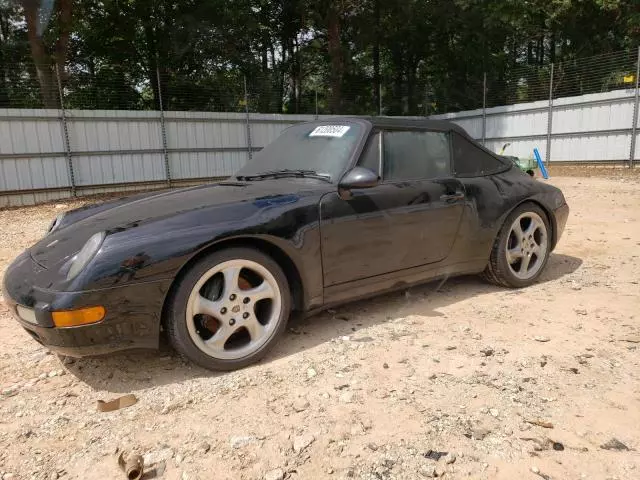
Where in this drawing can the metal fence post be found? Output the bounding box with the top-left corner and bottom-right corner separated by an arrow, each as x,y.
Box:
545,63 -> 555,166
244,76 -> 253,161
378,83 -> 382,116
629,46 -> 640,169
156,68 -> 171,187
482,72 -> 487,146
315,90 -> 319,120
55,64 -> 76,197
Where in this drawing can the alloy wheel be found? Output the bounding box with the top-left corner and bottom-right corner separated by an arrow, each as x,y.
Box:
505,212 -> 549,280
185,259 -> 282,360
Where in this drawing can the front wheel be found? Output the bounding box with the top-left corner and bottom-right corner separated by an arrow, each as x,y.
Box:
482,203 -> 551,288
165,247 -> 291,371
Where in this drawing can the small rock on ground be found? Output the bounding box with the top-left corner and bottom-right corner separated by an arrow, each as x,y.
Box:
293,398 -> 310,412
534,336 -> 551,343
471,427 -> 491,440
144,447 -> 175,465
600,438 -> 629,451
265,468 -> 285,480
339,391 -> 354,403
293,434 -> 315,453
197,442 -> 210,454
230,436 -> 256,449
419,464 -> 437,478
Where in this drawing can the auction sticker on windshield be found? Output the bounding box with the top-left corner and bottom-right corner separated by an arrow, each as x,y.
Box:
309,125 -> 351,138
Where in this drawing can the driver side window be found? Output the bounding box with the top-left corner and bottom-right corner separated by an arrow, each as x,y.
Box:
382,130 -> 451,181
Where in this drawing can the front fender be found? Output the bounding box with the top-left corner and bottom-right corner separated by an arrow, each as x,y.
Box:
173,232 -> 324,312
70,193 -> 325,310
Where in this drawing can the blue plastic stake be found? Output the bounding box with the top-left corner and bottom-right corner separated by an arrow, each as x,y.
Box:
533,148 -> 549,179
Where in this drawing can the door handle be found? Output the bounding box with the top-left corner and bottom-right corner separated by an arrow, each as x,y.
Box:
440,192 -> 465,203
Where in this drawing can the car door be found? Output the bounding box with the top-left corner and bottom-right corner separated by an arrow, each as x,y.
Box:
319,128 -> 465,287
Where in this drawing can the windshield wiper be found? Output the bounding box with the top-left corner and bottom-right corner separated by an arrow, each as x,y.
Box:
237,169 -> 332,183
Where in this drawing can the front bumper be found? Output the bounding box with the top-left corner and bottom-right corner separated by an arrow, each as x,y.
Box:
2,251 -> 172,357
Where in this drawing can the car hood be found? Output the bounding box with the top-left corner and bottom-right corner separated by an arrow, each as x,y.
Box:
30,179 -> 328,269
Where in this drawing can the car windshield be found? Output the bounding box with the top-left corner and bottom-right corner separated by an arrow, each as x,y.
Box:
235,122 -> 364,182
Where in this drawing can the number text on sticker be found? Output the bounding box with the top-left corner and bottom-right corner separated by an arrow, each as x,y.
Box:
309,125 -> 351,138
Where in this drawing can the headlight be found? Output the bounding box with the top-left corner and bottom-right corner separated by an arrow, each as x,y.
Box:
66,232 -> 105,281
47,212 -> 66,235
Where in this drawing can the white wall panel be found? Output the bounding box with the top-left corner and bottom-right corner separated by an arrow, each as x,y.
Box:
168,151 -> 246,180
72,153 -> 166,186
1,93 -> 638,207
432,90 -> 637,162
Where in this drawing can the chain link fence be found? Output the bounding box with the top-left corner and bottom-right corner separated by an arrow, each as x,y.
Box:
1,47 -> 639,207
443,49 -> 640,167
1,48 -> 638,116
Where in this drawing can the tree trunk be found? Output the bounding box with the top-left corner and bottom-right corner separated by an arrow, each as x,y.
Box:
509,36 -> 517,104
373,0 -> 380,114
260,44 -> 270,112
407,58 -> 418,115
537,30 -> 544,66
390,46 -> 403,115
326,2 -> 342,114
287,39 -> 299,113
0,11 -> 7,44
144,23 -> 161,110
0,66 -> 7,107
269,45 -> 283,113
22,0 -> 73,108
0,10 -> 9,107
23,2 -> 57,108
55,0 -> 72,64
293,36 -> 301,114
276,43 -> 286,113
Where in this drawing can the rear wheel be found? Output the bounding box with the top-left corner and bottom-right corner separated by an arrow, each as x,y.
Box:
166,248 -> 291,371
482,203 -> 551,288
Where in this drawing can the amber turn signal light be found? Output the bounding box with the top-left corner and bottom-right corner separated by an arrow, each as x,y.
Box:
52,306 -> 106,328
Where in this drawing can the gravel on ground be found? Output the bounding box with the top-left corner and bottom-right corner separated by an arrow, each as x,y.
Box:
1,175 -> 639,480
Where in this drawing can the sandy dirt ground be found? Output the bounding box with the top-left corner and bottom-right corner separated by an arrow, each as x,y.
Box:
0,174 -> 639,480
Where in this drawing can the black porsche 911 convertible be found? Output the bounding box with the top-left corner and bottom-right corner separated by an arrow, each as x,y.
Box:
3,117 -> 569,371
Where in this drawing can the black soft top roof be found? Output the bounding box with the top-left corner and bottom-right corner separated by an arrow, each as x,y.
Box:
336,116 -> 469,136
333,116 -> 508,167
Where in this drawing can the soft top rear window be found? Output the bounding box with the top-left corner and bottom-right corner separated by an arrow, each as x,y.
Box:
452,132 -> 506,177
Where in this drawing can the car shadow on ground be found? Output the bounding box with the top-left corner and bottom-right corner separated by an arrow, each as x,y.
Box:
64,253 -> 582,393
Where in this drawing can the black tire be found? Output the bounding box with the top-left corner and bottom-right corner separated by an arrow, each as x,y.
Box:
165,247 -> 291,371
482,202 -> 552,288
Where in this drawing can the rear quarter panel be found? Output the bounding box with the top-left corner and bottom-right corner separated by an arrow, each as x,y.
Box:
449,167 -> 563,265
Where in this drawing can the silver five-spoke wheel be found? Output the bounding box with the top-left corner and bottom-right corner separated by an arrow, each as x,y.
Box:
186,259 -> 282,360
166,247 -> 290,370
483,203 -> 552,288
505,211 -> 548,280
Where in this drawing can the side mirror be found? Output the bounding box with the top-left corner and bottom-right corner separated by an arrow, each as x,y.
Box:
339,167 -> 379,190
338,167 -> 379,200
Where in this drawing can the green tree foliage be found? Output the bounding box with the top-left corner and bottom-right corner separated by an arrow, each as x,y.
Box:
0,0 -> 638,112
